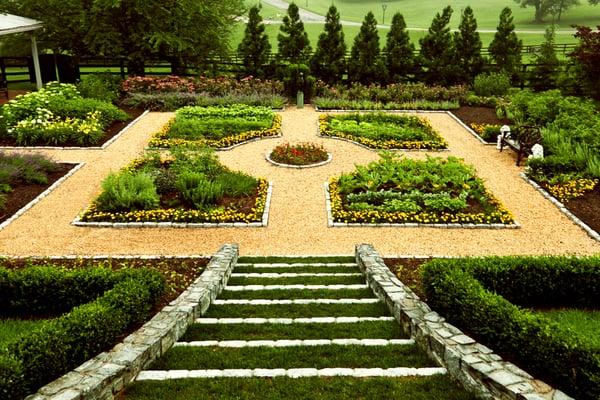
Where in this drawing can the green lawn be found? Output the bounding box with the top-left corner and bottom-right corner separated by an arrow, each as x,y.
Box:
0,318 -> 48,348
540,309 -> 600,348
219,287 -> 375,299
227,274 -> 364,285
204,302 -> 389,318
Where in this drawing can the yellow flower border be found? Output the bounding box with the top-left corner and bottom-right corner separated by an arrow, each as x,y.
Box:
148,114 -> 282,149
546,178 -> 598,204
318,114 -> 448,150
328,179 -> 515,225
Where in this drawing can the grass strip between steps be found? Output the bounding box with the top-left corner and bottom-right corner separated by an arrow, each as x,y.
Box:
151,344 -> 431,370
203,303 -> 389,318
181,320 -> 408,341
125,375 -> 477,400
237,256 -> 356,264
233,266 -> 360,274
227,275 -> 364,286
218,288 -> 376,300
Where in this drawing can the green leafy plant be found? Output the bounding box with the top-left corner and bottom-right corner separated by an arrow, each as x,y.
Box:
473,72 -> 511,97
76,73 -> 122,103
95,171 -> 160,212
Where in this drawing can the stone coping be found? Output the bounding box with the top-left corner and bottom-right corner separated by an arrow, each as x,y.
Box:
324,183 -> 521,229
0,163 -> 85,232
446,111 -> 495,146
355,244 -> 573,400
0,110 -> 150,150
265,151 -> 332,169
71,182 -> 273,228
26,244 -> 239,400
521,172 -> 600,241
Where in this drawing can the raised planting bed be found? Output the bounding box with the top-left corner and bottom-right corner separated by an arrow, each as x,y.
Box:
149,104 -> 281,149
327,153 -> 515,226
77,148 -> 270,225
422,256 -> 600,400
0,264 -> 167,399
319,113 -> 447,150
266,142 -> 331,168
450,106 -> 512,144
0,153 -> 77,225
0,82 -> 135,147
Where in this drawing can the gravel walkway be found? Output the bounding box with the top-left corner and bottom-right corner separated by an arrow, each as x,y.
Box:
1,107 -> 599,257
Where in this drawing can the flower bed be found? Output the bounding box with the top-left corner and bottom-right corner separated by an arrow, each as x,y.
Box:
148,105 -> 281,149
79,149 -> 268,224
328,153 -> 514,225
268,142 -> 329,166
0,82 -> 129,147
319,113 -> 447,150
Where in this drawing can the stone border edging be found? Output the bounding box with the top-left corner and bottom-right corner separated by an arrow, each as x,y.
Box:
265,152 -> 332,169
445,111 -> 495,146
145,134 -> 283,153
324,183 -> 521,229
71,182 -> 273,228
315,108 -> 452,114
355,243 -> 573,400
0,110 -> 150,151
27,244 -> 239,400
0,163 -> 85,232
520,172 -> 600,241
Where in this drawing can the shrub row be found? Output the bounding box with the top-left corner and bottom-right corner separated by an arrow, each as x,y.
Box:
0,267 -> 165,399
123,92 -> 286,111
421,256 -> 600,400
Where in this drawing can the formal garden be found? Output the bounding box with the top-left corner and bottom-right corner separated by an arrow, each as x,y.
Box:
0,0 -> 599,399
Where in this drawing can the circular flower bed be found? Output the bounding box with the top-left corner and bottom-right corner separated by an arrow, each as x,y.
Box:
267,142 -> 331,168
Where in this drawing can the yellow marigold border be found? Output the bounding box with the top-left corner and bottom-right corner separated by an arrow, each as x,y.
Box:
318,114 -> 448,150
148,114 -> 282,149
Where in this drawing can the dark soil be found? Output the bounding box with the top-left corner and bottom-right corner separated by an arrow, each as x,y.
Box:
383,258 -> 428,300
540,182 -> 600,235
0,107 -> 144,147
452,106 -> 512,143
0,163 -> 76,224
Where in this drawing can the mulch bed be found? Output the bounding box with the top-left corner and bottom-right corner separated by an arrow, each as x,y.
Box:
0,163 -> 76,224
452,106 -> 512,143
383,258 -> 428,300
0,107 -> 145,147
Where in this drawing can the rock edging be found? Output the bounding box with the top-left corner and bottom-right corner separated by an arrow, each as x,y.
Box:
26,244 -> 239,400
355,243 -> 572,400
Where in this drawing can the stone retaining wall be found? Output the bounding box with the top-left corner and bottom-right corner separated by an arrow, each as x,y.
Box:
26,244 -> 239,400
355,244 -> 572,400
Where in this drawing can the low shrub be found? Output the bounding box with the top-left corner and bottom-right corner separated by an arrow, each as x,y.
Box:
269,142 -> 329,166
313,98 -> 459,111
95,171 -> 160,212
49,98 -> 128,127
77,73 -> 122,103
472,72 -> 511,97
316,82 -> 468,103
421,257 -> 600,400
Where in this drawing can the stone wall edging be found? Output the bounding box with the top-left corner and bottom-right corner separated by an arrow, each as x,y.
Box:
355,243 -> 572,400
26,243 -> 239,400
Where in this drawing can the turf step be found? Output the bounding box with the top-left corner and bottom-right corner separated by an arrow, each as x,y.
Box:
174,339 -> 415,348
236,263 -> 358,268
230,272 -> 362,278
212,298 -> 380,305
196,317 -> 395,324
218,287 -> 376,300
224,284 -> 368,291
227,275 -> 365,286
137,367 -> 446,380
234,266 -> 360,274
182,321 -> 407,341
203,302 -> 388,318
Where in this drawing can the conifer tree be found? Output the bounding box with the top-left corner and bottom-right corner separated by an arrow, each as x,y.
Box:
348,11 -> 383,84
278,3 -> 312,63
530,26 -> 560,90
419,6 -> 456,85
489,7 -> 523,78
384,13 -> 416,82
238,6 -> 271,77
310,5 -> 347,84
453,6 -> 483,84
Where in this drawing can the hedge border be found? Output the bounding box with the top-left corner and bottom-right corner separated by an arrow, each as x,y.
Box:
355,244 -> 571,400
25,244 -> 238,400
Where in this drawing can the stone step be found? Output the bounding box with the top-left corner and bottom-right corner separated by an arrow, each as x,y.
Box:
136,367 -> 447,380
230,273 -> 362,278
212,298 -> 380,305
224,284 -> 369,291
174,338 -> 414,348
196,317 -> 395,325
236,263 -> 358,268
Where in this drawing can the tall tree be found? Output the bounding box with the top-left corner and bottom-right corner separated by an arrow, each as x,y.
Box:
489,7 -> 523,78
453,6 -> 483,84
419,6 -> 456,85
277,2 -> 312,64
546,0 -> 580,22
383,13 -> 416,82
238,6 -> 271,77
348,11 -> 383,84
310,5 -> 346,84
514,0 -> 548,22
529,26 -> 560,90
569,25 -> 600,98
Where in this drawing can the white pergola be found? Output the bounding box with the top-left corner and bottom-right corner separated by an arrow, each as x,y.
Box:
0,13 -> 43,89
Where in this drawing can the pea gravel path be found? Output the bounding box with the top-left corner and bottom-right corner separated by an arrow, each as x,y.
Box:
1,107 -> 599,257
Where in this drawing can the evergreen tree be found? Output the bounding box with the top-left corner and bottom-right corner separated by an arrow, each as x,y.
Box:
489,8 -> 523,79
310,5 -> 347,84
530,26 -> 560,90
384,13 -> 416,82
238,6 -> 271,78
419,6 -> 456,85
348,12 -> 383,84
278,3 -> 312,63
453,6 -> 483,84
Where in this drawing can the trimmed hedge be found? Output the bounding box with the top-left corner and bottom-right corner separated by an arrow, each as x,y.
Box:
0,267 -> 165,399
421,257 -> 600,400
